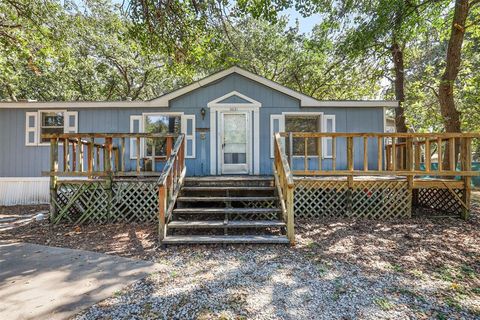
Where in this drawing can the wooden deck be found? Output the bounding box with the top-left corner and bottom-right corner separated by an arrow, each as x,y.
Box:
42,131 -> 479,245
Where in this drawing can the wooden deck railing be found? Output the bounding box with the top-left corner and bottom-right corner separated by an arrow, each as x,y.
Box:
158,134 -> 186,242
278,132 -> 480,177
42,133 -> 179,177
273,132 -> 295,245
44,133 -> 186,229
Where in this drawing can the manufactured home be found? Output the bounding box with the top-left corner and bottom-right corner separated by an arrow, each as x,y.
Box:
1,66 -> 476,245
0,66 -> 395,205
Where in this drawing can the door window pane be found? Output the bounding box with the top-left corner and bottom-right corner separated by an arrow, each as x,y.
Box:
224,114 -> 246,164
285,115 -> 320,155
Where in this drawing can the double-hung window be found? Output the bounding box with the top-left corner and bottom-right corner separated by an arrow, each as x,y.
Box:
285,114 -> 322,156
144,114 -> 182,157
130,113 -> 196,159
25,110 -> 78,146
40,112 -> 65,143
270,112 -> 335,158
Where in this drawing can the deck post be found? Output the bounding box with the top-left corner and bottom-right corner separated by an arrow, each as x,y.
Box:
78,141 -> 84,172
332,137 -> 336,170
461,137 -> 472,219
288,132 -> 293,168
158,184 -> 167,242
363,136 -> 368,171
87,139 -> 93,178
63,138 -> 68,172
72,141 -> 77,171
286,184 -> 295,245
105,137 -> 113,222
347,136 -> 354,172
377,137 -> 383,171
406,137 -> 414,217
120,137 -> 126,172
136,137 -> 141,173
425,139 -> 431,172
49,138 -> 59,222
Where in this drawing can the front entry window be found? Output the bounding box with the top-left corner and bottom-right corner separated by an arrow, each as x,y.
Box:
221,112 -> 249,174
223,113 -> 247,164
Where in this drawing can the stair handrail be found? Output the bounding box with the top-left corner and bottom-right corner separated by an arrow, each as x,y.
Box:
273,132 -> 295,245
158,134 -> 186,242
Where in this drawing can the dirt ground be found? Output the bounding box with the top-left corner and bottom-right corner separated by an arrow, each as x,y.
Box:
1,192 -> 479,319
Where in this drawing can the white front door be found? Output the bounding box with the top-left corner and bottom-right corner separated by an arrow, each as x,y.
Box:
220,111 -> 250,174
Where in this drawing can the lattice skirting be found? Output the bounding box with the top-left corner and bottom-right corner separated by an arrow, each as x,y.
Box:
53,180 -> 158,224
294,179 -> 412,219
415,188 -> 464,216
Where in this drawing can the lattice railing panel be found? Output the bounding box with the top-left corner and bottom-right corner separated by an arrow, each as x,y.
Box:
54,182 -> 109,224
112,181 -> 159,223
416,188 -> 463,216
351,180 -> 411,219
294,180 -> 349,218
293,179 -> 411,219
54,179 -> 159,224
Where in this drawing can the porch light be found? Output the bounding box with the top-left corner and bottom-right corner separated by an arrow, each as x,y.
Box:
201,107 -> 206,120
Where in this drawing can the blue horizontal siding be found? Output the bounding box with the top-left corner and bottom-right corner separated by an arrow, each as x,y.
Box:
0,73 -> 385,177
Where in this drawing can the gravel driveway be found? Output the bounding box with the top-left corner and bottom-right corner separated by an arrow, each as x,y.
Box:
74,215 -> 480,320
2,194 -> 479,319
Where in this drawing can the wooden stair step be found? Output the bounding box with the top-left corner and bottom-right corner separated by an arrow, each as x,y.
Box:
177,196 -> 277,202
162,235 -> 290,244
173,208 -> 281,214
168,220 -> 285,229
182,186 -> 275,191
184,176 -> 273,182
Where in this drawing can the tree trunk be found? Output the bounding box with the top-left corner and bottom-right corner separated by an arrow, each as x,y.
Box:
391,41 -> 408,169
438,0 -> 470,169
391,42 -> 408,134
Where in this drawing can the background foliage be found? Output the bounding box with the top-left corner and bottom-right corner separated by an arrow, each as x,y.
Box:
0,0 -> 478,133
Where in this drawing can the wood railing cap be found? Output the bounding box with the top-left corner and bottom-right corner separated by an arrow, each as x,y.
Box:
42,133 -> 181,139
278,132 -> 480,138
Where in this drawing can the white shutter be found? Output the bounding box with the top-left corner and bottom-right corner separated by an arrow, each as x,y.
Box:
130,115 -> 143,159
270,114 -> 285,158
181,115 -> 196,158
25,112 -> 38,146
64,111 -> 78,133
323,115 -> 336,158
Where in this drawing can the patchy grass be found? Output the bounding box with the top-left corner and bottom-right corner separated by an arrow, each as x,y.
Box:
374,297 -> 394,311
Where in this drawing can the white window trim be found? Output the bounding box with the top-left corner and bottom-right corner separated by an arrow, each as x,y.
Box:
37,109 -> 67,146
65,111 -> 78,133
27,110 -> 78,147
135,112 -> 195,159
181,114 -> 196,159
25,112 -> 38,146
270,114 -> 285,158
270,112 -> 336,159
129,115 -> 144,159
322,114 -> 336,158
270,112 -> 324,159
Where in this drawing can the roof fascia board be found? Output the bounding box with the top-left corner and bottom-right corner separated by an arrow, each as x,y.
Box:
0,100 -> 168,109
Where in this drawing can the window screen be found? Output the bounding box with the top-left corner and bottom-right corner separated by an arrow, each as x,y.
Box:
40,111 -> 64,143
285,115 -> 320,155
144,115 -> 181,157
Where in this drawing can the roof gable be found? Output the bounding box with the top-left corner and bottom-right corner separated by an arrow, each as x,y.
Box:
151,66 -> 320,107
